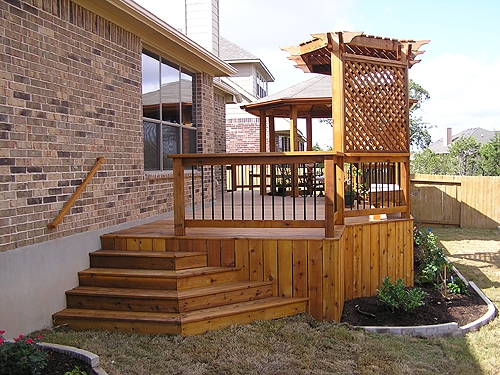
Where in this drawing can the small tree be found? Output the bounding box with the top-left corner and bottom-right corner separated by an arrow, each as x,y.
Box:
409,80 -> 432,151
411,148 -> 452,174
480,133 -> 500,176
448,136 -> 482,176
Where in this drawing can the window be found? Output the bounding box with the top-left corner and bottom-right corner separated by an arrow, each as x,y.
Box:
256,72 -> 267,99
142,50 -> 196,171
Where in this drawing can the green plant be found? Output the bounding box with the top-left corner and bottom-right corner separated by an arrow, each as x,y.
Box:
65,366 -> 88,375
376,277 -> 427,313
414,227 -> 450,285
0,331 -> 48,375
447,276 -> 470,295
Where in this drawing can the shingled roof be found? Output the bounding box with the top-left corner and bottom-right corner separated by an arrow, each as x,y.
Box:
220,37 -> 259,61
429,127 -> 498,153
219,37 -> 274,82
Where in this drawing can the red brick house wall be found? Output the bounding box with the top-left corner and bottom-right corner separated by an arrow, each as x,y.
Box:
0,0 -> 221,252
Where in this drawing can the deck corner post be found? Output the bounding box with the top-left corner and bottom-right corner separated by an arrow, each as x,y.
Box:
401,158 -> 411,218
173,157 -> 186,236
324,154 -> 336,237
335,155 -> 345,225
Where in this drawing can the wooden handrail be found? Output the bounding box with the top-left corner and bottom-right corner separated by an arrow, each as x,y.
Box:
48,157 -> 105,229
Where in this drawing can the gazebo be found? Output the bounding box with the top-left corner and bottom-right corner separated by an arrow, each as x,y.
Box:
242,74 -> 332,152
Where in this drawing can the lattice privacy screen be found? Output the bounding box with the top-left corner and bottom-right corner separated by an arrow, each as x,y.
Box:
344,58 -> 409,152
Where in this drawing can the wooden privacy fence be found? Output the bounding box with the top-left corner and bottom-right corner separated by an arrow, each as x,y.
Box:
410,174 -> 500,229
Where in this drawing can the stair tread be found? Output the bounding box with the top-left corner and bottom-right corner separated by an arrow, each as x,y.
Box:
79,266 -> 237,278
55,297 -> 308,323
92,250 -> 206,258
67,281 -> 273,299
180,297 -> 309,323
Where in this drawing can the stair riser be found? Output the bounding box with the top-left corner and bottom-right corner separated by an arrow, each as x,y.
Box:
78,270 -> 240,290
182,300 -> 308,336
89,254 -> 207,270
66,285 -> 274,313
52,317 -> 181,335
53,299 -> 307,337
78,275 -> 178,290
180,286 -> 274,312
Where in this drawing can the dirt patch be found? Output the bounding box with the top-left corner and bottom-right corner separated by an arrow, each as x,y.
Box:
341,284 -> 488,327
41,349 -> 96,375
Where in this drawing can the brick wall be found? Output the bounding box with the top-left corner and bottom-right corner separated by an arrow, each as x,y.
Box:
0,0 -> 217,252
226,118 -> 272,153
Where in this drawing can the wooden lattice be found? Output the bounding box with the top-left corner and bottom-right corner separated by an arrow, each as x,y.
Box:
344,58 -> 408,152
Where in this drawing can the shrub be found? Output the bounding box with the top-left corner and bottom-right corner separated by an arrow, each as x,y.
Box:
377,277 -> 427,313
447,276 -> 470,295
65,366 -> 88,375
414,227 -> 450,285
0,331 -> 48,375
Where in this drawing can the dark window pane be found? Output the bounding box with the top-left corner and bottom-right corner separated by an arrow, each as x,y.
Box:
143,121 -> 159,170
162,124 -> 180,169
142,52 -> 160,120
161,60 -> 180,124
181,71 -> 193,126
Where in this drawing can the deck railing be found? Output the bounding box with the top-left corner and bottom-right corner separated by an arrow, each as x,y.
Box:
170,152 -> 410,237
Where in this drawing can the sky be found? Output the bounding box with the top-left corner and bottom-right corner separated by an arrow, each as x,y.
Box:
135,0 -> 500,149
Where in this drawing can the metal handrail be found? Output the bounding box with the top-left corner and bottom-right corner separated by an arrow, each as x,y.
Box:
47,157 -> 105,229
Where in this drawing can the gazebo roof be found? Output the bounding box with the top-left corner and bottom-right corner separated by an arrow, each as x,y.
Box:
241,75 -> 332,118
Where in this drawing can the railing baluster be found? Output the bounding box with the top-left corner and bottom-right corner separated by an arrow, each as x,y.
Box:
201,166 -> 205,219
191,166 -> 195,220
261,164 -> 265,220
313,163 -> 317,220
271,164 -> 275,220
221,165 -> 225,220
231,166 -> 235,220
250,164 -> 255,220
303,164 -> 307,220
211,165 -> 215,219
241,164 -> 244,220
292,164 -> 296,220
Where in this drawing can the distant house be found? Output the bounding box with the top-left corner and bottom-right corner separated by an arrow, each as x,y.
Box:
429,127 -> 498,154
220,37 -> 305,152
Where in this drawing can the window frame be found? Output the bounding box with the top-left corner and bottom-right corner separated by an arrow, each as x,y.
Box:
142,49 -> 196,171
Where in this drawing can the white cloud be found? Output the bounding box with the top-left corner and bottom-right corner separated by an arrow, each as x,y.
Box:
410,54 -> 500,141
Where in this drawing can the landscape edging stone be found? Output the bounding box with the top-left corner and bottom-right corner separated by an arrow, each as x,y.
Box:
361,279 -> 496,338
39,342 -> 109,375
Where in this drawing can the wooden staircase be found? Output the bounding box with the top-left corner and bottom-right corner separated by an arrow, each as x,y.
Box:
53,249 -> 308,336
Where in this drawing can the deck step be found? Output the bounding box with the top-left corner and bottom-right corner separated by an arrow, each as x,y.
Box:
78,266 -> 241,290
65,281 -> 274,313
53,297 -> 308,336
90,250 -> 207,270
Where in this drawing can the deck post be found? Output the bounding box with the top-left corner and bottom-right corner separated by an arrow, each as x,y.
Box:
260,110 -> 267,195
173,158 -> 186,236
324,154 -> 335,237
335,154 -> 345,225
401,158 -> 411,218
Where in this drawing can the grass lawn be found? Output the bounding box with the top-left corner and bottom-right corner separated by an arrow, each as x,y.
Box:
34,228 -> 500,375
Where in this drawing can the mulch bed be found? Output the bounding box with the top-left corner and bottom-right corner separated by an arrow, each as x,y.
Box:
341,283 -> 488,327
41,349 -> 96,375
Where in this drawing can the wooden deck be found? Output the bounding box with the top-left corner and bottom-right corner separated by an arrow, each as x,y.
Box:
99,207 -> 413,318
54,194 -> 413,336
